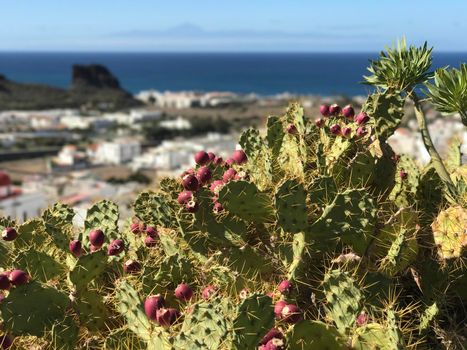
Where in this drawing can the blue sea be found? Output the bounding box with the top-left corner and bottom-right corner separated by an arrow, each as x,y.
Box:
0,52 -> 466,96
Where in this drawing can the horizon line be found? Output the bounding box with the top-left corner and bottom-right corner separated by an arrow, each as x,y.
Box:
1,50 -> 467,54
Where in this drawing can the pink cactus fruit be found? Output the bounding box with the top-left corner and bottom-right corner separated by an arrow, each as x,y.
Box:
329,103 -> 341,116
202,285 -> 217,300
197,166 -> 212,184
342,104 -> 355,119
330,124 -> 341,135
145,235 -> 158,247
260,328 -> 284,345
89,229 -> 105,248
355,112 -> 370,125
174,283 -> 193,301
286,123 -> 298,134
1,227 -> 17,242
280,304 -> 302,324
222,168 -> 237,183
182,174 -> 199,191
177,191 -> 193,205
144,294 -> 166,321
274,300 -> 287,319
9,269 -> 29,286
107,239 -> 124,256
210,180 -> 224,195
0,273 -> 11,291
356,126 -> 367,137
194,151 -> 210,165
123,259 -> 141,274
156,307 -> 180,327
277,280 -> 293,294
232,149 -> 247,165
69,240 -> 83,257
146,226 -> 158,238
315,118 -> 325,128
319,104 -> 330,117
341,127 -> 352,138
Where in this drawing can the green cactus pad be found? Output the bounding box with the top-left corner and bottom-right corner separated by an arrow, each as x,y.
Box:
14,248 -> 65,283
369,139 -> 397,196
218,180 -> 274,224
218,244 -> 273,278
308,175 -> 337,207
363,91 -> 405,140
77,290 -> 108,331
286,320 -> 347,350
310,189 -> 377,255
174,298 -> 232,350
389,155 -> 420,207
323,269 -> 363,335
232,294 -> 275,349
352,323 -> 394,350
275,179 -> 308,233
83,200 -> 119,244
133,191 -> 177,229
42,203 -> 75,251
49,315 -> 79,350
14,219 -> 46,250
69,250 -> 108,291
104,329 -> 147,349
0,281 -> 69,337
267,115 -> 285,161
431,205 -> 466,260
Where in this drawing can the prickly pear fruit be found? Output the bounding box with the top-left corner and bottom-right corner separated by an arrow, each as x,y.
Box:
130,221 -> 145,234
264,338 -> 285,350
197,166 -> 212,184
144,295 -> 166,321
123,260 -> 141,274
213,201 -> 223,214
330,124 -> 341,135
69,240 -> 82,257
356,312 -> 368,326
223,168 -> 237,183
274,300 -> 287,319
175,283 -> 193,301
107,239 -> 124,256
329,104 -> 341,116
146,226 -> 158,238
0,334 -> 13,349
281,304 -> 302,324
89,229 -> 105,248
286,123 -> 298,134
0,274 -> 11,290
341,127 -> 352,137
342,104 -> 355,119
320,104 -> 330,117
356,126 -> 367,137
278,280 -> 293,294
185,200 -> 199,213
210,180 -> 224,194
177,191 -> 193,204
201,285 -> 217,300
156,307 -> 180,327
207,152 -> 216,162
1,227 -> 17,241
182,174 -> 199,191
144,235 -> 158,247
315,118 -> 325,128
194,151 -> 210,165
355,112 -> 369,125
260,328 -> 284,345
232,149 -> 247,165
9,269 -> 29,286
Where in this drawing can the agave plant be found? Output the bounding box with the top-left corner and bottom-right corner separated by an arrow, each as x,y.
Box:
425,64 -> 467,126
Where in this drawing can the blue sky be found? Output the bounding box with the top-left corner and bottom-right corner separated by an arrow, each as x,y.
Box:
1,0 -> 466,52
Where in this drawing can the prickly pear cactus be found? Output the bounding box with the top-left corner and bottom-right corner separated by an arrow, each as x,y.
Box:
431,205 -> 467,260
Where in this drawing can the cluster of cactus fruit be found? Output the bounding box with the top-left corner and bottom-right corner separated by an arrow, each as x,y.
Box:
0,40 -> 466,349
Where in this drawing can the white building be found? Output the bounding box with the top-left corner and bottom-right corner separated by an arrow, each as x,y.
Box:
0,171 -> 47,222
159,116 -> 192,130
94,139 -> 141,165
103,109 -> 161,126
136,90 -> 201,109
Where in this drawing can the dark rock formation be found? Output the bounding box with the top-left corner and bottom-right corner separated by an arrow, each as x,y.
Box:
72,64 -> 121,90
0,65 -> 142,111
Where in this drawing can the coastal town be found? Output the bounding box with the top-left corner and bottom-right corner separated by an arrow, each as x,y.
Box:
1,75 -> 466,223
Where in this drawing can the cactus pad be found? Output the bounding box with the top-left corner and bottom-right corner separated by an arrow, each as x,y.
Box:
275,179 -> 308,233
14,248 -> 65,283
431,205 -> 467,260
286,320 -> 346,350
83,200 -> 119,243
77,290 -> 108,330
134,191 -> 177,228
69,250 -> 108,291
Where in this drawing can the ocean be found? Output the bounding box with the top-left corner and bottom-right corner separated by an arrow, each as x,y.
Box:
0,52 -> 466,96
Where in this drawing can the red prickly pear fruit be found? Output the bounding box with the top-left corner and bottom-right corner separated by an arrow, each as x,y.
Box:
69,240 -> 82,257
2,227 -> 17,241
330,124 -> 341,135
130,222 -> 143,234
264,338 -> 286,350
156,307 -> 180,327
9,269 -> 29,286
225,158 -> 235,166
197,166 -> 212,184
207,152 -> 216,162
356,126 -> 367,137
329,104 -> 341,116
202,285 -> 217,300
286,123 -> 298,134
355,112 -> 369,125
194,151 -> 210,165
144,294 -> 166,321
210,180 -> 224,194
232,150 -> 247,165
185,200 -> 199,213
274,300 -> 287,319
260,328 -> 284,345
182,174 -> 199,191
319,104 -> 330,117
222,168 -> 237,183
175,283 -> 193,301
180,168 -> 195,178
177,191 -> 193,205
315,118 -> 325,128
0,334 -> 13,349
342,104 -> 355,119
0,273 -> 11,291
341,127 -> 352,138
107,239 -> 124,256
145,235 -> 158,247
123,259 -> 141,274
277,280 -> 293,294
281,304 -> 302,324
213,156 -> 223,166
90,244 -> 100,252
213,202 -> 223,214
356,312 -> 368,326
399,170 -> 408,180
146,226 -> 158,238
89,229 -> 105,248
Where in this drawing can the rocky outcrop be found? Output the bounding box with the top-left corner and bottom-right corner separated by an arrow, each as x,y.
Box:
0,65 -> 142,111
